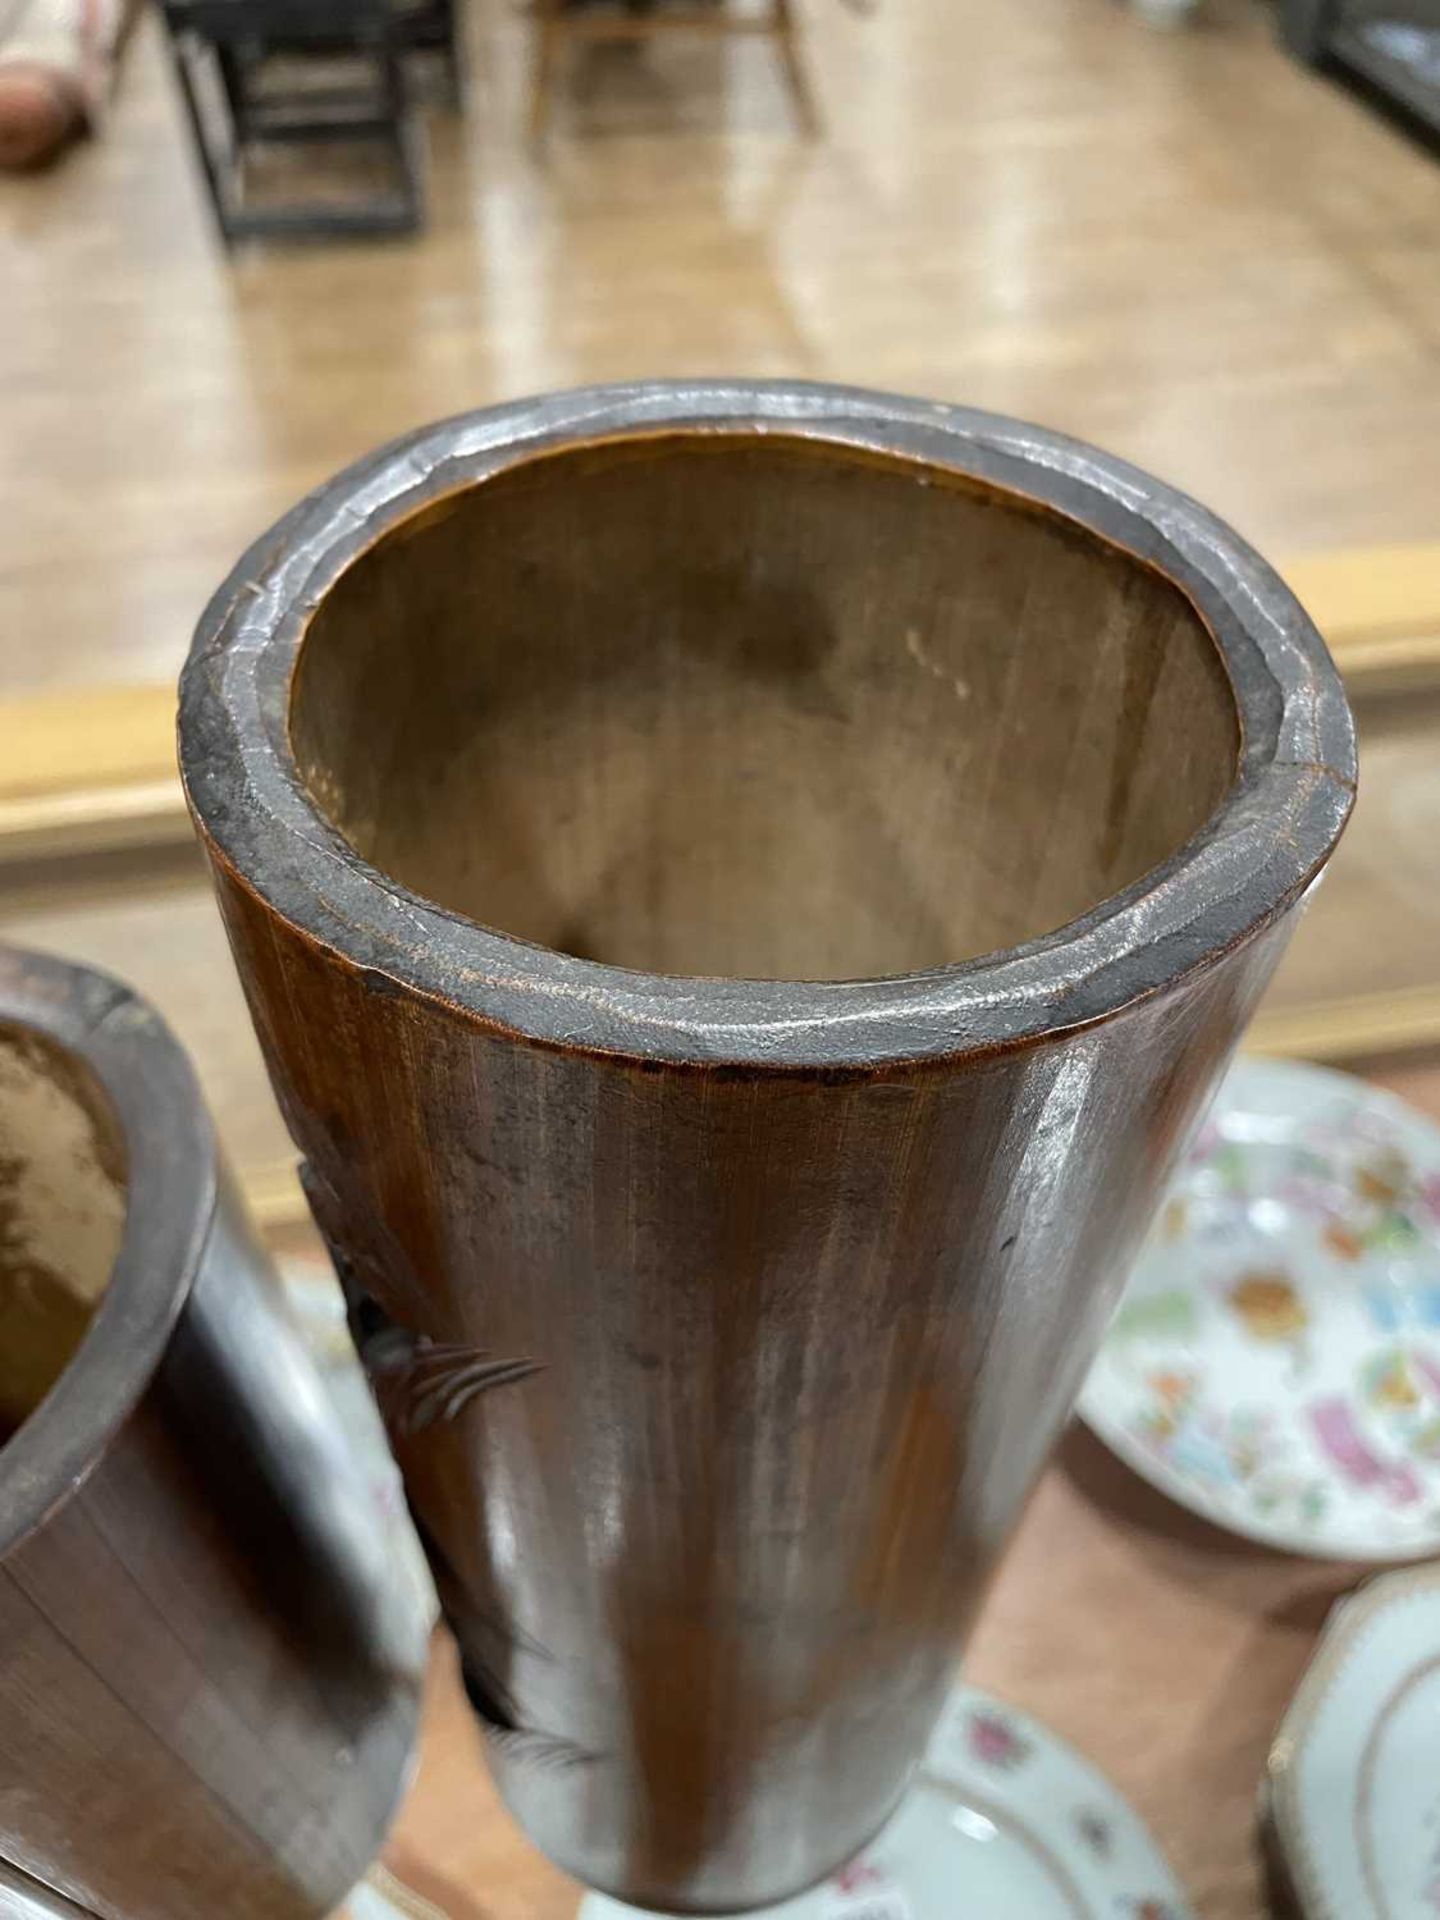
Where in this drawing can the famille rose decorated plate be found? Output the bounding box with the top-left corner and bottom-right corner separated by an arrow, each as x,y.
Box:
1080,1058 -> 1440,1560
581,1687 -> 1192,1920
1264,1564 -> 1440,1918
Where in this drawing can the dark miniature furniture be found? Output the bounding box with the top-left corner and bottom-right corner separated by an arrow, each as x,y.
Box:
1284,0 -> 1440,142
161,0 -> 460,242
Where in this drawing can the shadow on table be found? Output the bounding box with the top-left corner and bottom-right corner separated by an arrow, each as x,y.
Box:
1056,1419 -> 1361,1627
1052,1418 -> 1369,1910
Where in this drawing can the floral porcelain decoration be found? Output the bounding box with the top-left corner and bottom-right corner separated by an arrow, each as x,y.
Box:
1081,1059 -> 1440,1559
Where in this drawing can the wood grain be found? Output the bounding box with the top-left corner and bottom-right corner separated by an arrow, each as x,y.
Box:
0,0 -> 1435,1909
366,1059 -> 1440,1920
179,386 -> 1351,1911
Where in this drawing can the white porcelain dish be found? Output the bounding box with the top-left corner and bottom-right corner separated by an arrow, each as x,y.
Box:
1266,1563 -> 1440,1918
1081,1058 -> 1440,1560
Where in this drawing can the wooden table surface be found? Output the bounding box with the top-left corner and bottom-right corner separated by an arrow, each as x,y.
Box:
371,1058 -> 1440,1920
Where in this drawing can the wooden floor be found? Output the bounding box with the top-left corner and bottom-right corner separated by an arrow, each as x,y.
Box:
6,0 -> 1440,696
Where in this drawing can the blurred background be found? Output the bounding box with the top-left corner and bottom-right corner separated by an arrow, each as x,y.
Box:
3,1 -> 1440,1912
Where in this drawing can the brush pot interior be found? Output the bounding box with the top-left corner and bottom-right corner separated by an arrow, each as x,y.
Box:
0,1024 -> 125,1437
291,435 -> 1240,982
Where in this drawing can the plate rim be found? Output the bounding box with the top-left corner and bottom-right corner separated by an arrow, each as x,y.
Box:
1078,1055 -> 1440,1563
925,1683 -> 1193,1914
1264,1564 -> 1440,1920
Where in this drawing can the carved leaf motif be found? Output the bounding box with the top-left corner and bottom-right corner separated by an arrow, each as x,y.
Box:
297,1167 -> 582,1774
389,1342 -> 544,1435
483,1724 -> 602,1773
460,1649 -> 603,1777
299,1159 -> 544,1434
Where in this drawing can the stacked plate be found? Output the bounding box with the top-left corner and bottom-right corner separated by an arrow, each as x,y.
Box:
1265,1565 -> 1440,1919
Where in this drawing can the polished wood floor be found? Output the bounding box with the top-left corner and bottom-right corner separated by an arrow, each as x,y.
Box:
6,0 -> 1440,697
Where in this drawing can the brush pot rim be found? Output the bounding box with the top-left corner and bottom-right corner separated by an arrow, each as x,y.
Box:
0,945 -> 212,1562
179,379 -> 1355,1070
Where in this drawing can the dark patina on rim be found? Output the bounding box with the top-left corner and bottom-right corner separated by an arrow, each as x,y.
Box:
179,380 -> 1356,1071
0,947 -> 213,1559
